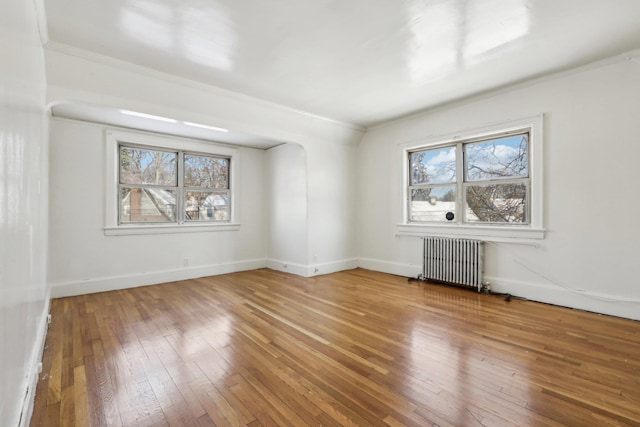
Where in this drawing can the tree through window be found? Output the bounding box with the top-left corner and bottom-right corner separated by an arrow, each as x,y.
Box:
408,131 -> 530,224
119,145 -> 230,224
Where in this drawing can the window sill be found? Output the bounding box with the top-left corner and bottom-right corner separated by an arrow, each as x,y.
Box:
396,223 -> 544,243
104,223 -> 241,236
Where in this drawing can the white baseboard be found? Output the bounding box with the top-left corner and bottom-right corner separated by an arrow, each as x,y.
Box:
266,259 -> 310,277
49,257 -> 640,321
358,257 -> 421,279
485,275 -> 640,321
267,258 -> 359,278
355,259 -> 639,321
51,257 -> 361,298
312,258 -> 359,276
19,291 -> 51,427
50,258 -> 267,298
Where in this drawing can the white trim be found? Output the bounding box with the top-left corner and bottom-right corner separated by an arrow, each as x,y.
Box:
355,260 -> 639,321
105,129 -> 240,232
311,258 -> 359,276
105,223 -> 240,236
485,276 -> 640,321
267,258 -> 359,278
50,259 -> 267,298
399,114 -> 544,242
51,258 -> 360,299
623,49 -> 640,64
18,293 -> 51,427
266,259 -> 310,277
370,48 -> 640,131
33,0 -> 49,45
396,224 -> 544,242
358,258 -> 422,279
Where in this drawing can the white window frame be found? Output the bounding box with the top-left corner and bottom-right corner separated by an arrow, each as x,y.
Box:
105,130 -> 240,236
397,115 -> 544,242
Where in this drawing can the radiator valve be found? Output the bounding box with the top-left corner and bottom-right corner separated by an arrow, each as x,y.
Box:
481,281 -> 491,293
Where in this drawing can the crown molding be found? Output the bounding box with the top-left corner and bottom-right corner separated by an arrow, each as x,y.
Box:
370,47 -> 640,131
620,47 -> 640,63
32,0 -> 49,45
43,41 -> 365,133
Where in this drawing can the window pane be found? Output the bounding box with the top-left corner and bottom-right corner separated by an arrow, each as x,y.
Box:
409,186 -> 456,222
184,154 -> 229,189
185,191 -> 230,221
465,134 -> 528,181
120,187 -> 177,223
465,183 -> 527,223
120,147 -> 177,186
410,147 -> 456,185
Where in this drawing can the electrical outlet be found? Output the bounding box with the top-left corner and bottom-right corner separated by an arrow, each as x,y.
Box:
183,258 -> 189,266
47,314 -> 51,324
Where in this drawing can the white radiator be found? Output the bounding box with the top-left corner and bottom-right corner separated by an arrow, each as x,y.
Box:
421,237 -> 484,291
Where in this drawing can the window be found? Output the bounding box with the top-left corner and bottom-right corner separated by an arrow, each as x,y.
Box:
464,135 -> 528,224
106,130 -> 239,235
119,145 -> 230,224
119,146 -> 179,223
183,154 -> 230,222
401,116 -> 543,241
409,131 -> 529,224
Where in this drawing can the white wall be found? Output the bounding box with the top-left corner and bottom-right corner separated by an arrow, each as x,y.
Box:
265,141 -> 359,277
0,0 -> 50,425
48,118 -> 268,296
358,58 -> 640,320
266,143 -> 309,274
42,33 -> 640,321
45,46 -> 364,285
306,141 -> 359,274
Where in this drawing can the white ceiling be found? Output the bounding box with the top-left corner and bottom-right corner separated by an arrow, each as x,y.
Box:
43,0 -> 640,127
51,102 -> 285,149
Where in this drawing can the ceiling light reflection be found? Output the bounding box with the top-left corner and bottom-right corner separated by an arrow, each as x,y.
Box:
462,0 -> 530,62
404,0 -> 530,85
405,1 -> 459,84
120,110 -> 230,133
183,122 -> 229,132
120,109 -> 178,123
119,0 -> 236,72
180,4 -> 236,71
119,1 -> 174,50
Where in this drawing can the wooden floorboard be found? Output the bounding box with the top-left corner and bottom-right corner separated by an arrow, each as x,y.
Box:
31,268 -> 640,426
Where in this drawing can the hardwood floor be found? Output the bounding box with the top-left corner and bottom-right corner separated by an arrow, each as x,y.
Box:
31,268 -> 640,426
